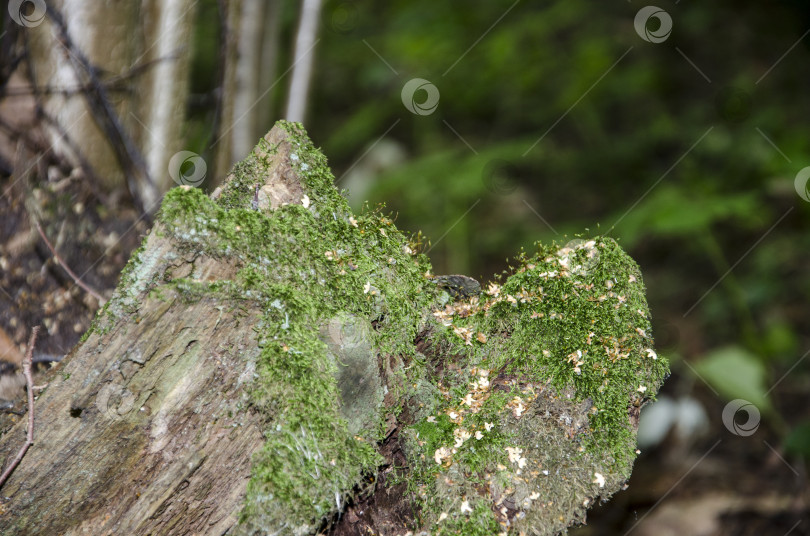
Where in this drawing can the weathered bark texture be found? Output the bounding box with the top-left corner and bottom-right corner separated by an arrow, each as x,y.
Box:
0,122 -> 668,535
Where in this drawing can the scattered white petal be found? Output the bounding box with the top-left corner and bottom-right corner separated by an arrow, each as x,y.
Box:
646,348 -> 658,360
453,428 -> 471,448
460,500 -> 472,514
593,472 -> 606,488
363,281 -> 371,294
506,446 -> 523,464
438,512 -> 448,522
301,194 -> 310,208
434,447 -> 451,465
349,216 -> 358,227
637,385 -> 647,393
475,431 -> 484,440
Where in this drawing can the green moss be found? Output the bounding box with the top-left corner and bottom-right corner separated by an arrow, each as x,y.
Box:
437,499 -> 501,535
424,239 -> 667,468
397,238 -> 668,531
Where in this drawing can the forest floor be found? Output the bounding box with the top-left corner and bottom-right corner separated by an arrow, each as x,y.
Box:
0,172 -> 145,371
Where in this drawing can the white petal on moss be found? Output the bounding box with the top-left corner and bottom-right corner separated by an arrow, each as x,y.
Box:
460,500 -> 472,514
593,472 -> 606,488
434,447 -> 451,465
301,194 -> 310,208
506,446 -> 523,464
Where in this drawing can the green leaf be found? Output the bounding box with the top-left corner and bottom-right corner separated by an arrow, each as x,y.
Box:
694,346 -> 772,413
785,423 -> 810,459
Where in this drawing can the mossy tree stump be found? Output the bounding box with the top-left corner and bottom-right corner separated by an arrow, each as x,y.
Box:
0,122 -> 668,535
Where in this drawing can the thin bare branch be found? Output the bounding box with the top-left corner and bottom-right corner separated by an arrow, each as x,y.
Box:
35,222 -> 106,305
0,326 -> 40,489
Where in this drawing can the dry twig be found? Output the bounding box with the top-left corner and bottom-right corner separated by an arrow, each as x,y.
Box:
35,222 -> 106,304
0,326 -> 40,489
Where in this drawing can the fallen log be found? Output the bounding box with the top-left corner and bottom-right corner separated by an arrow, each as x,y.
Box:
0,121 -> 668,535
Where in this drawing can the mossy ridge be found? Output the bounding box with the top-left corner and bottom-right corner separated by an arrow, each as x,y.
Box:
402,238 -> 669,533
153,122 -> 436,532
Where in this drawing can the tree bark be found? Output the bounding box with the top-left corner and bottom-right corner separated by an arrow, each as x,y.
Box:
0,122 -> 668,535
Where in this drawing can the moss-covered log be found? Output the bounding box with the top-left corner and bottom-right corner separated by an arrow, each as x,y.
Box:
0,122 -> 668,535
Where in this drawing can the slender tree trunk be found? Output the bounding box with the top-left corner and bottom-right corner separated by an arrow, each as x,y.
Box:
285,0 -> 323,124
211,0 -> 242,181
